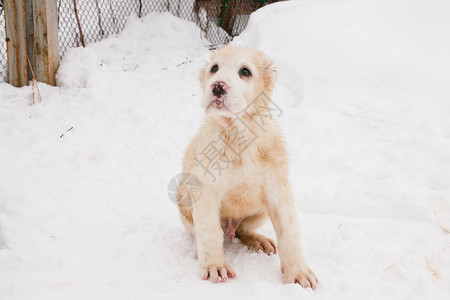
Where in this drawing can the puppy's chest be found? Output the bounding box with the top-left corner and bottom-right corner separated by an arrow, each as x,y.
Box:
229,149 -> 260,177
222,140 -> 266,177
197,138 -> 264,180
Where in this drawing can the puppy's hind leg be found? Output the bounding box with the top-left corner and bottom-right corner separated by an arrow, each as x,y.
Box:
179,206 -> 196,238
236,212 -> 277,255
179,206 -> 199,258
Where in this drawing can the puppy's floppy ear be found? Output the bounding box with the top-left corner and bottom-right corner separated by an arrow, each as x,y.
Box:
261,55 -> 278,93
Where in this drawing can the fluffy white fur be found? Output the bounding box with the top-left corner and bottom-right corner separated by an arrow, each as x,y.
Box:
178,46 -> 318,289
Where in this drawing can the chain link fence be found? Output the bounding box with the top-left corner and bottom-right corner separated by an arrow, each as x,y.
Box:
0,0 -> 277,83
1,2 -> 8,83
58,0 -> 277,56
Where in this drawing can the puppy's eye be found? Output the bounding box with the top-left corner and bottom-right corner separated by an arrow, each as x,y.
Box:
211,65 -> 219,73
240,68 -> 251,77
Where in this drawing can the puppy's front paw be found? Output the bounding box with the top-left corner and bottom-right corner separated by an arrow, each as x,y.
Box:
200,262 -> 236,283
283,265 -> 319,290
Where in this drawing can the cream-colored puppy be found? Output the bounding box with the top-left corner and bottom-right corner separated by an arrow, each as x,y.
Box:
178,46 -> 318,289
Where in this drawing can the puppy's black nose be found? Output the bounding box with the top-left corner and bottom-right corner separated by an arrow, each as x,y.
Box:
212,81 -> 227,97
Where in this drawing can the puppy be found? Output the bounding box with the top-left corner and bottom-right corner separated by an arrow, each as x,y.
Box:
178,46 -> 318,289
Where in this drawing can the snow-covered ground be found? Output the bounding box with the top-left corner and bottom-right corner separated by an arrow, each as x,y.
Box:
1,0 -> 450,299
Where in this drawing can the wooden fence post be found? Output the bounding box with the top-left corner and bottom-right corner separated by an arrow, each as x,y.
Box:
4,0 -> 28,87
4,0 -> 59,87
29,0 -> 60,86
24,0 -> 34,81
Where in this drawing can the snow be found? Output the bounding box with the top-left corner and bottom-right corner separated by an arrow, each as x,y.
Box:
234,0 -> 450,224
1,1 -> 450,299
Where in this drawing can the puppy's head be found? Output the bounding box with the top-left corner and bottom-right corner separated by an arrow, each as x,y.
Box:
199,46 -> 277,119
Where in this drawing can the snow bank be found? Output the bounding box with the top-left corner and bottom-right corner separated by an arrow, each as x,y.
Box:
234,0 -> 450,224
57,12 -> 208,89
0,1 -> 449,299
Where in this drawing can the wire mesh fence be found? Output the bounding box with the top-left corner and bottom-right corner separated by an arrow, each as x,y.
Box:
1,2 -> 8,83
0,0 -> 277,83
58,0 -> 277,57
